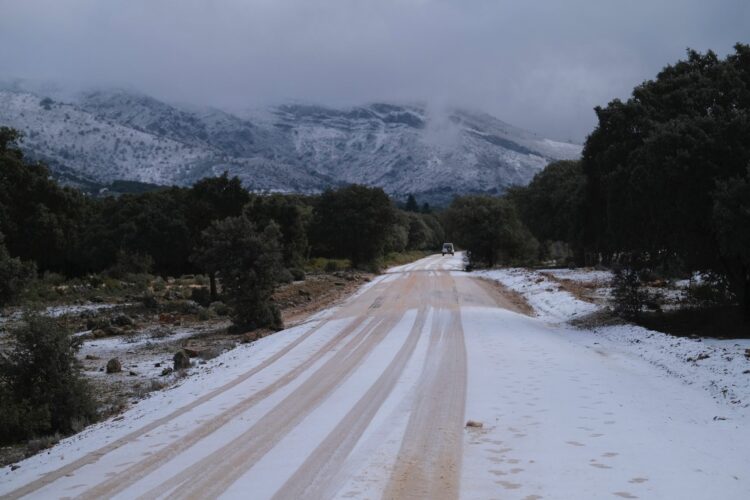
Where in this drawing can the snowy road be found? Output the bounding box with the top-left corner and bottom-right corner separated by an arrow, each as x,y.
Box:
1,253 -> 748,499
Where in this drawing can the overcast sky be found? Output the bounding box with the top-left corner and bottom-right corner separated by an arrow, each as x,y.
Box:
1,0 -> 748,142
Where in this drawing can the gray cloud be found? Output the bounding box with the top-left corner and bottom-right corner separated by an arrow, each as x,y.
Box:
1,0 -> 748,141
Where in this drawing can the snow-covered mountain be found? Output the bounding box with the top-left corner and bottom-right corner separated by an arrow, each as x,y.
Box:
0,87 -> 581,203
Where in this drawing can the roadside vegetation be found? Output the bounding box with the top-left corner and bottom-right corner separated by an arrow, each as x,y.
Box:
441,44 -> 750,335
0,315 -> 96,444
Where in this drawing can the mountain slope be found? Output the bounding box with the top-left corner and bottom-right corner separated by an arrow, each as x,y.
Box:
0,88 -> 581,203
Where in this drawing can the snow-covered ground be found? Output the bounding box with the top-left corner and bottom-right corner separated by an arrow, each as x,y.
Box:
476,267 -> 750,418
77,323 -> 229,379
461,305 -> 749,500
475,268 -> 601,322
0,302 -> 128,326
1,254 -> 748,499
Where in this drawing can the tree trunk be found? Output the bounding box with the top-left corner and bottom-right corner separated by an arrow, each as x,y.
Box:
209,272 -> 217,302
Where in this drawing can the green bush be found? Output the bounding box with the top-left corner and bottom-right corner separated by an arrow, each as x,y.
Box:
190,287 -> 211,307
209,301 -> 231,316
141,292 -> 159,309
0,232 -> 36,306
106,251 -> 154,279
122,272 -> 153,289
306,257 -> 350,273
684,273 -> 733,308
611,267 -> 658,319
152,277 -> 167,292
197,306 -> 216,321
289,268 -> 306,281
169,300 -> 201,315
41,271 -> 66,286
0,315 -> 97,444
277,268 -> 294,284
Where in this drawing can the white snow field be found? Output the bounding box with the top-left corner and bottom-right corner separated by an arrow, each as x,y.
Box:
477,268 -> 750,418
1,254 -> 748,499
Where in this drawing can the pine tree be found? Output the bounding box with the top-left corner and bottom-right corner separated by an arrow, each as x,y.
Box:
191,216 -> 284,332
404,194 -> 419,212
0,232 -> 35,306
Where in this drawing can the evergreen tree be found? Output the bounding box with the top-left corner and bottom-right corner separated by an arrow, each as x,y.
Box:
0,232 -> 36,306
508,160 -> 586,262
83,189 -> 192,277
581,44 -> 750,319
191,216 -> 284,332
245,194 -> 311,271
713,167 -> 750,320
407,213 -> 430,250
443,196 -> 538,267
186,173 -> 251,299
0,128 -> 90,275
404,194 -> 419,212
310,185 -> 397,268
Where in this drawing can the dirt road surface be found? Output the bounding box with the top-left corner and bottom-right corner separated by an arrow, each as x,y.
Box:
1,254 -> 748,499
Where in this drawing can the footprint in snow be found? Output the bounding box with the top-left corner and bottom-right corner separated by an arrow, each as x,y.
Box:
613,492 -> 638,498
628,477 -> 648,484
496,480 -> 522,489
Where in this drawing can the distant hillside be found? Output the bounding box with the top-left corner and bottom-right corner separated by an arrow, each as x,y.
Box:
0,88 -> 581,204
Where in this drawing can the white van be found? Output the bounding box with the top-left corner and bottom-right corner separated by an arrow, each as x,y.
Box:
441,243 -> 454,256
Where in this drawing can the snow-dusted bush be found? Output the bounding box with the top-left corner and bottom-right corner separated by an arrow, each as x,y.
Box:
0,315 -> 96,444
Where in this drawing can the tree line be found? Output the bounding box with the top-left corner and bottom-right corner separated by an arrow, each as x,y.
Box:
443,44 -> 750,322
0,128 -> 444,330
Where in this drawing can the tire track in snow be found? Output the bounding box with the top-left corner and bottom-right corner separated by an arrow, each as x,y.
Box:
75,314 -> 375,499
4,315 -> 330,499
5,266 -> 404,499
270,306 -> 430,500
137,274 -> 420,499
384,272 -> 467,500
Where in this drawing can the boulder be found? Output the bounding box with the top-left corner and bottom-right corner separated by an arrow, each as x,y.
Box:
106,358 -> 122,374
182,347 -> 202,358
112,314 -> 134,327
86,318 -> 109,330
141,293 -> 159,309
159,313 -> 178,324
173,350 -> 191,370
91,329 -> 108,339
103,325 -> 125,337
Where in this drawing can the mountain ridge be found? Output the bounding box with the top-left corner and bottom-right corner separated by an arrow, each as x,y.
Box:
0,87 -> 581,204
